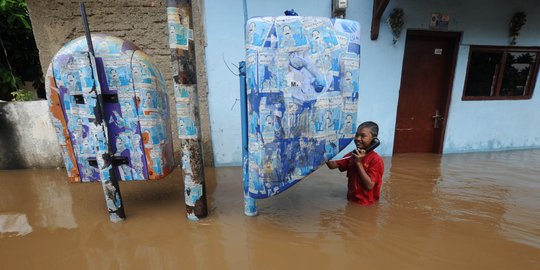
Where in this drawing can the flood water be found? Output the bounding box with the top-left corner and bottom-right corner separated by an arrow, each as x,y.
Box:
1,149 -> 539,269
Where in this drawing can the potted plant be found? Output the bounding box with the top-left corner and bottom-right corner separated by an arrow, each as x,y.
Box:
387,8 -> 404,45
509,12 -> 526,45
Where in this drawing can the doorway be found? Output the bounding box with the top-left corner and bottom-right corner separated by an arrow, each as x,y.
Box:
393,30 -> 460,154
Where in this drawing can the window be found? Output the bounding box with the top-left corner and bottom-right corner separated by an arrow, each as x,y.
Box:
463,46 -> 540,100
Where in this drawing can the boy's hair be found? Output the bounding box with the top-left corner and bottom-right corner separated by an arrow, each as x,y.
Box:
357,121 -> 379,138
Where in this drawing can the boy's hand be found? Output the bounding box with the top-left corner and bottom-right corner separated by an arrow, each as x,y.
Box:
352,148 -> 366,163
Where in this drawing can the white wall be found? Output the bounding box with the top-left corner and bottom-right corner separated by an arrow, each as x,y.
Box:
0,101 -> 63,169
444,46 -> 540,153
205,0 -> 540,165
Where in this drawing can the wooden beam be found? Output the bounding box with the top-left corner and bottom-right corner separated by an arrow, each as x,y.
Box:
371,0 -> 390,40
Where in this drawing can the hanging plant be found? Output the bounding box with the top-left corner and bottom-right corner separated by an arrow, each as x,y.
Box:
509,12 -> 526,45
387,8 -> 404,45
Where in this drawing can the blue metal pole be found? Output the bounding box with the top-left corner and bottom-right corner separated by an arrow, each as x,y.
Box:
243,0 -> 248,27
240,61 -> 257,216
241,0 -> 257,216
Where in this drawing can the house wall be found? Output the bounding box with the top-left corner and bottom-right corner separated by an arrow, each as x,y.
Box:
204,0 -> 540,166
352,0 -> 540,154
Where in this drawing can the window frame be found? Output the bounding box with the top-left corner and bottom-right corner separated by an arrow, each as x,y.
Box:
462,45 -> 540,101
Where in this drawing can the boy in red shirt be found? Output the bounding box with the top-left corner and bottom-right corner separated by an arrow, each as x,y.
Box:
326,121 -> 384,205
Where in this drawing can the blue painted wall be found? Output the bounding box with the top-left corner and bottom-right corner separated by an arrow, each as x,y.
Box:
205,0 -> 540,166
205,0 -> 331,166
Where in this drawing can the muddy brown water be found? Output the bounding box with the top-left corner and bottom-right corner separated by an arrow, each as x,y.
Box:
1,150 -> 539,269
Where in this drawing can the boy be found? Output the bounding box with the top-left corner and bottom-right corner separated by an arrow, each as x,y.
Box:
326,121 -> 384,205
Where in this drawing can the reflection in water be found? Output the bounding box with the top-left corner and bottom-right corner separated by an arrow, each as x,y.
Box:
440,151 -> 540,249
0,214 -> 32,237
0,150 -> 539,269
29,170 -> 78,229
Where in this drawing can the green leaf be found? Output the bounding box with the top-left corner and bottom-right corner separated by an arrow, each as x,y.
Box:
6,14 -> 15,24
16,14 -> 31,29
11,89 -> 34,101
0,0 -> 7,12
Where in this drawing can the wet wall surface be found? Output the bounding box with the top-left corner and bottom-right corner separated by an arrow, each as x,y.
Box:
0,150 -> 539,269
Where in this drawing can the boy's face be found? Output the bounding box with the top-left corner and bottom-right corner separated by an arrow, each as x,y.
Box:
354,127 -> 374,150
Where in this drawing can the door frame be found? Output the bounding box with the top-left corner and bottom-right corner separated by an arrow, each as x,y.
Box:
394,29 -> 462,154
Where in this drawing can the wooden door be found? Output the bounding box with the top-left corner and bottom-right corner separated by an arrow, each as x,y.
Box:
393,31 -> 460,153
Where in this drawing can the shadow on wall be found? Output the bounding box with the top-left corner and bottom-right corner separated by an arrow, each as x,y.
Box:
0,102 -> 25,168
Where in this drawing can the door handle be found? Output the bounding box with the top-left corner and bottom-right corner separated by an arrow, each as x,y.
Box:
432,110 -> 444,129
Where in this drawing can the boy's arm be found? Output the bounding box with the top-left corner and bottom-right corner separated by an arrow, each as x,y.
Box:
327,154 -> 351,171
326,160 -> 338,169
355,162 -> 375,190
352,149 -> 375,190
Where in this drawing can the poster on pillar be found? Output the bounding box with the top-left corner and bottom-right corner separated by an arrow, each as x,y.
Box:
245,16 -> 361,199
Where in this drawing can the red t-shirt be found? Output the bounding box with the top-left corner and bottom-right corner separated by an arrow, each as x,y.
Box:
335,151 -> 384,205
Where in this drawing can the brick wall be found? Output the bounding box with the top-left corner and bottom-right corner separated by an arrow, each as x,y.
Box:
27,0 -> 214,166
